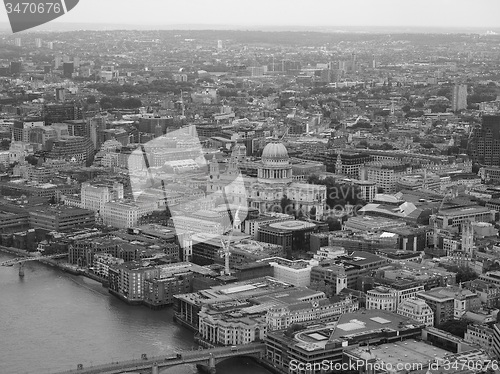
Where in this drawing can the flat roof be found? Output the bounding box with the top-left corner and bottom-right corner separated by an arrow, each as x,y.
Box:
439,206 -> 492,216
330,309 -> 421,341
269,220 -> 316,231
346,340 -> 450,368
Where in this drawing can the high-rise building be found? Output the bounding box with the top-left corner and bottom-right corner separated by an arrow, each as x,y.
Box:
55,56 -> 62,69
43,103 -> 83,123
452,83 -> 468,111
35,38 -> 42,48
493,323 -> 500,359
217,40 -> 223,50
55,88 -> 66,102
469,115 -> 500,166
9,61 -> 22,74
63,62 -> 74,78
87,115 -> 107,149
14,38 -> 21,47
47,42 -> 53,50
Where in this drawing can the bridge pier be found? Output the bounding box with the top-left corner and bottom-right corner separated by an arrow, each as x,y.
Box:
208,355 -> 216,374
152,363 -> 159,374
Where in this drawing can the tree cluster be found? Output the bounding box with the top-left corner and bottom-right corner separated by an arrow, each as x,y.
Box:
437,320 -> 469,338
308,175 -> 365,209
99,96 -> 142,109
284,323 -> 306,337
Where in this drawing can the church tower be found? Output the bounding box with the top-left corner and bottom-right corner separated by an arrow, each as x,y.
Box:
208,155 -> 220,193
209,155 -> 220,177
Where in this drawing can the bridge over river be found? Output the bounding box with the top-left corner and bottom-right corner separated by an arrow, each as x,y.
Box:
52,342 -> 266,374
0,253 -> 67,267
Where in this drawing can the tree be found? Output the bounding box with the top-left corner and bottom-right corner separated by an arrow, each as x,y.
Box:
326,216 -> 342,231
284,323 -> 306,337
280,195 -> 293,215
472,163 -> 481,174
22,155 -> 35,166
309,206 -> 317,220
437,320 -> 469,338
307,174 -> 321,185
86,95 -> 96,104
442,265 -> 478,283
0,139 -> 10,150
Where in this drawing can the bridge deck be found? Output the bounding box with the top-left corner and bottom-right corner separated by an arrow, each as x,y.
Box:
52,343 -> 265,374
0,253 -> 67,266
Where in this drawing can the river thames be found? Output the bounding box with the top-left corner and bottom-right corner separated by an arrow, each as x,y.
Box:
0,252 -> 272,374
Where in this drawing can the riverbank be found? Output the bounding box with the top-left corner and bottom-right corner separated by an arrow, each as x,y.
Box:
0,245 -> 32,257
0,245 -> 108,281
0,246 -> 280,374
0,252 -> 198,374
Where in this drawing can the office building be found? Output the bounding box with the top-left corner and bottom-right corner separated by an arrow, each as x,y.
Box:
397,297 -> 434,326
101,201 -> 156,229
464,324 -> 493,352
63,62 -> 74,78
197,287 -> 356,346
174,276 -> 297,330
46,136 -> 94,164
93,253 -> 125,279
469,115 -> 500,166
243,213 -> 294,239
266,258 -> 317,287
417,286 -> 480,326
493,323 -> 500,359
43,103 -> 83,125
108,260 -> 163,304
366,286 -> 398,311
28,206 -> 95,232
265,309 -> 426,372
430,206 -> 496,231
364,161 -> 411,194
142,262 -> 211,309
258,220 -> 318,254
55,88 -> 66,102
452,84 -> 468,112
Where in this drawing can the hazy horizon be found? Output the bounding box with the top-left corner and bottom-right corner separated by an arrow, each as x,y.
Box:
1,22 -> 499,35
1,0 -> 500,34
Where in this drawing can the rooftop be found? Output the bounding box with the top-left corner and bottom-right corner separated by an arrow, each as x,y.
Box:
267,220 -> 316,231
346,340 -> 450,368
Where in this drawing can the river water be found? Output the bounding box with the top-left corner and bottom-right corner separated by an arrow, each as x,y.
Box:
0,252 -> 272,374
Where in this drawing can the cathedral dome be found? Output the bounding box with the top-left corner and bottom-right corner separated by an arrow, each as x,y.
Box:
262,140 -> 289,163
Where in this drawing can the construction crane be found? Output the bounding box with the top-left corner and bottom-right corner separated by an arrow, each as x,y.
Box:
433,189 -> 454,249
280,123 -> 290,141
219,208 -> 241,276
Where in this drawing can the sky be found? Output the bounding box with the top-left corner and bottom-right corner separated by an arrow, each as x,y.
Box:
1,0 -> 500,30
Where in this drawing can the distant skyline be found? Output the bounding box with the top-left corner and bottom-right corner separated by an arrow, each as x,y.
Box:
1,0 -> 500,32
